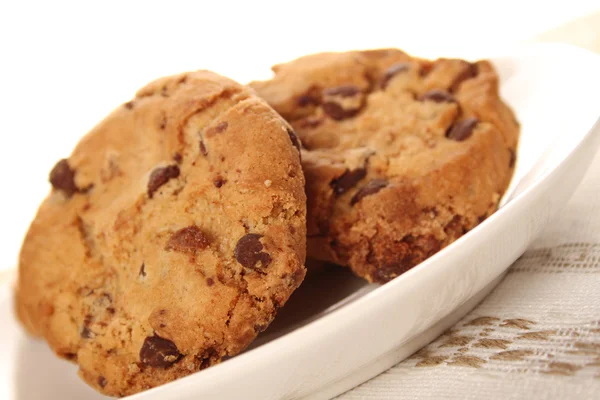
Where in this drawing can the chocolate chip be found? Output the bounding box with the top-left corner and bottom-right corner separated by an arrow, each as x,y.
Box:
297,87 -> 321,107
147,165 -> 180,198
322,85 -> 361,97
286,128 -> 302,159
321,85 -> 365,121
165,225 -> 210,253
81,326 -> 92,339
213,177 -> 226,188
159,115 -> 167,130
173,152 -> 182,164
297,95 -> 317,107
206,121 -> 228,137
49,159 -> 79,197
139,263 -> 146,278
199,140 -> 208,156
322,102 -> 360,120
330,168 -> 367,196
206,277 -> 214,287
234,234 -> 272,271
446,118 -> 478,141
350,179 -> 388,205
450,63 -> 478,92
419,90 -> 456,104
139,335 -> 183,368
380,63 -> 410,89
98,376 -> 107,388
124,101 -> 134,110
509,149 -> 516,168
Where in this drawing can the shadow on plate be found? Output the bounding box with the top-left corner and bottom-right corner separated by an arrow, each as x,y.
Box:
246,261 -> 376,350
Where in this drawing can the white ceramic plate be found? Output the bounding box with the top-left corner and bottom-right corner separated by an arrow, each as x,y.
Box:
1,43 -> 599,400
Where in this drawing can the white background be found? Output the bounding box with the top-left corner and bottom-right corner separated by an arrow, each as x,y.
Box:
0,0 -> 598,270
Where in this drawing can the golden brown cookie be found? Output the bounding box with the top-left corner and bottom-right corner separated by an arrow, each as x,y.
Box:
250,48 -> 519,283
15,70 -> 306,396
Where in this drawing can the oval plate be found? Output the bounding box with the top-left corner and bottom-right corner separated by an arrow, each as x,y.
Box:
1,43 -> 600,400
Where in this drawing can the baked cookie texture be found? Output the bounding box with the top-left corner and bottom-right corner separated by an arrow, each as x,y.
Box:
250,48 -> 519,283
15,71 -> 306,396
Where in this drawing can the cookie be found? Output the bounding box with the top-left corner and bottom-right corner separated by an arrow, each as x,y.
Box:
15,70 -> 306,396
250,48 -> 519,283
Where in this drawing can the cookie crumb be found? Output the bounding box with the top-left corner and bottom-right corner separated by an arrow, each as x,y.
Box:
264,180 -> 272,187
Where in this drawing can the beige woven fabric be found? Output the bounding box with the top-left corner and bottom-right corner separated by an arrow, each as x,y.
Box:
339,13 -> 600,399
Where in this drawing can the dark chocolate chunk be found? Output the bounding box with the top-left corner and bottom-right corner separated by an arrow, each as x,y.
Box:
450,63 -> 478,92
234,234 -> 272,270
330,168 -> 367,196
139,335 -> 183,368
81,326 -> 93,339
213,177 -> 226,188
165,225 -> 210,253
97,376 -> 107,388
380,63 -> 410,89
322,102 -> 360,120
286,127 -> 302,159
147,165 -> 180,198
322,85 -> 361,97
206,121 -> 228,137
159,115 -> 167,130
509,149 -> 516,168
199,140 -> 208,156
297,87 -> 322,107
297,95 -> 319,107
215,121 -> 228,133
351,179 -> 388,205
446,118 -> 478,141
322,85 -> 365,120
419,89 -> 456,104
49,159 -> 79,197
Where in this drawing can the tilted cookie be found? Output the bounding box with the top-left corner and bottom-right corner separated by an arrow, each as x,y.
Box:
250,48 -> 519,283
15,70 -> 306,396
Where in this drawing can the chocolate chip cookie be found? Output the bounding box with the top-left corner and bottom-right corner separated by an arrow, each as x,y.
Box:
15,70 -> 306,396
250,48 -> 519,283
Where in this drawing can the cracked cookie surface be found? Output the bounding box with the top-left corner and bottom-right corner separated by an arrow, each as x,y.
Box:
15,70 -> 306,396
250,48 -> 519,283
